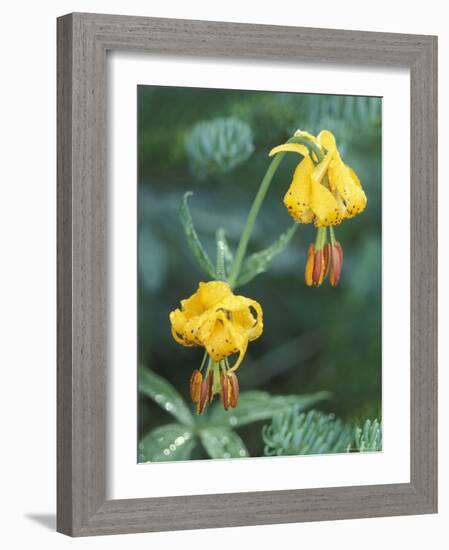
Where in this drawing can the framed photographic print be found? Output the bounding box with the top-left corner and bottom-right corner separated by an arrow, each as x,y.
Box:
57,13 -> 438,536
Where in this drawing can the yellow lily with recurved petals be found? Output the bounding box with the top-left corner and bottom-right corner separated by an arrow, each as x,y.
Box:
169,281 -> 263,413
269,129 -> 367,287
270,129 -> 367,228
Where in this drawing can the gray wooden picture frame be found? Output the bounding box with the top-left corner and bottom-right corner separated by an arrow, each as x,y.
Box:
57,12 -> 438,537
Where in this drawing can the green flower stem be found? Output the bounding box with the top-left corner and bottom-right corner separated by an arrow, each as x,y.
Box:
199,351 -> 209,372
329,226 -> 337,246
314,227 -> 327,250
213,361 -> 222,394
227,152 -> 286,287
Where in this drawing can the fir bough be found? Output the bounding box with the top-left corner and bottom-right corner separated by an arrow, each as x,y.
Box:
185,117 -> 254,179
262,406 -> 381,456
354,418 -> 382,452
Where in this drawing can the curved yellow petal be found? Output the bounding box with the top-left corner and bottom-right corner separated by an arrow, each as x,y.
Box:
170,324 -> 186,345
317,129 -> 337,153
180,292 -> 204,317
203,317 -> 237,362
170,310 -> 198,347
342,180 -> 367,218
232,298 -> 264,341
246,298 -> 264,340
311,150 -> 334,184
226,326 -> 249,373
170,325 -> 196,347
197,281 -> 231,309
194,310 -> 223,346
231,307 -> 255,331
328,158 -> 367,218
269,143 -> 310,158
310,179 -> 344,226
172,307 -> 212,347
214,294 -> 242,311
215,294 -> 263,340
227,343 -> 248,373
347,165 -> 362,188
169,309 -> 187,336
283,156 -> 314,223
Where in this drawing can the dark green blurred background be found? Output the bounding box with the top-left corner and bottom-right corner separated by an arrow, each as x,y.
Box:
138,85 -> 382,459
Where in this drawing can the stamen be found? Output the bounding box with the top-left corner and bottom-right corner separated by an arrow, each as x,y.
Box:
189,370 -> 202,402
196,377 -> 209,415
220,370 -> 230,411
207,368 -> 214,404
228,372 -> 239,408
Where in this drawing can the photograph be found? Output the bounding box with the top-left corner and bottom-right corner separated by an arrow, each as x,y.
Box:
137,85 -> 382,463
1,3 -> 439,543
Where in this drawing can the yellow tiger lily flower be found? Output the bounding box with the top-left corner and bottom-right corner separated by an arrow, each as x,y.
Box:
270,130 -> 367,288
169,281 -> 263,413
270,129 -> 367,228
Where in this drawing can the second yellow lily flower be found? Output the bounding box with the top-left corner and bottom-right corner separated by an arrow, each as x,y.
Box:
169,281 -> 263,413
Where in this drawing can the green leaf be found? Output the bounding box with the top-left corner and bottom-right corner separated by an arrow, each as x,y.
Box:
208,390 -> 329,429
199,426 -> 249,459
179,192 -> 216,279
354,419 -> 382,452
138,366 -> 195,427
235,224 -> 297,287
263,408 -> 354,456
139,423 -> 196,462
215,228 -> 234,280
